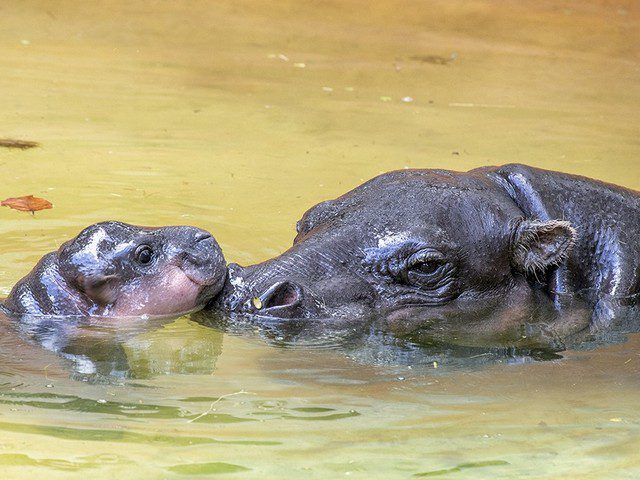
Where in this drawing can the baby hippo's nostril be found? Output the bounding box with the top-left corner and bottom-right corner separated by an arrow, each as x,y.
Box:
194,231 -> 212,242
259,281 -> 303,311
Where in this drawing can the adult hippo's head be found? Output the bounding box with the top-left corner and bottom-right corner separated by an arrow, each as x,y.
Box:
213,164 -> 621,349
3,222 -> 226,318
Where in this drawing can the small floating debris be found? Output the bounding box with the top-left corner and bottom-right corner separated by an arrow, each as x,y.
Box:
0,138 -> 39,149
380,96 -> 392,102
344,86 -> 355,92
401,96 -> 414,103
321,86 -> 333,92
410,52 -> 457,65
293,62 -> 306,68
267,53 -> 290,62
20,39 -> 30,46
1,195 -> 53,214
449,103 -> 515,109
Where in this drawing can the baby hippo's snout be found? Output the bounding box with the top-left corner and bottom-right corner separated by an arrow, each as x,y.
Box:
177,228 -> 226,295
2,221 -> 228,318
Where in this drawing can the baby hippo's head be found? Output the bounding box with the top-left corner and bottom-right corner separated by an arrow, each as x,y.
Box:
3,222 -> 226,318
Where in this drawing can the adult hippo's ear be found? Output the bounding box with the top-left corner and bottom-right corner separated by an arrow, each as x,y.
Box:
511,219 -> 577,275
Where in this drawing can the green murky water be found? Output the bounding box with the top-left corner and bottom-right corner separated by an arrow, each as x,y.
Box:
1,1 -> 639,478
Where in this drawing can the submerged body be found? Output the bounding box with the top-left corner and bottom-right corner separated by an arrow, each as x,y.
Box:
2,222 -> 227,318
213,164 -> 639,349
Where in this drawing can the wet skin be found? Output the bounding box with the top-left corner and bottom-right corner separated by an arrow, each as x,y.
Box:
2,222 -> 226,318
212,164 -> 640,349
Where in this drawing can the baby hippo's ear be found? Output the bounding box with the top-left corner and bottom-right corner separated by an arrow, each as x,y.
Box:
78,274 -> 120,306
512,219 -> 577,275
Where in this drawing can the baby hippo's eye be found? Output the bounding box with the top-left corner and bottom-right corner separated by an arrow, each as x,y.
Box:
135,245 -> 154,265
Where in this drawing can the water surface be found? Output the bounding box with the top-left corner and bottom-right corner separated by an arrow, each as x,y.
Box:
1,1 -> 639,478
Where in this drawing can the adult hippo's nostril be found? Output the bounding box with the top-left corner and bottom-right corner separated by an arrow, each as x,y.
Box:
257,281 -> 303,313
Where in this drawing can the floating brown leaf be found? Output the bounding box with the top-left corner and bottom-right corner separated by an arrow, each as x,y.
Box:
1,195 -> 53,214
0,138 -> 40,149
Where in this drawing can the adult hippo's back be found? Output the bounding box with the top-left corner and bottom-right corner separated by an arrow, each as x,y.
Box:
213,164 -> 639,350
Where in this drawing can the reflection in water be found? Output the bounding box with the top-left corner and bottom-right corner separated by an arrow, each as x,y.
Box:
193,309 -> 553,370
1,306 -> 640,478
8,315 -> 224,380
123,320 -> 223,378
193,300 -> 640,372
4,296 -> 638,382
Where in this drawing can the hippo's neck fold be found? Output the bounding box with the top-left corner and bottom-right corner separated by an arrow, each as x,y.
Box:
3,253 -> 93,317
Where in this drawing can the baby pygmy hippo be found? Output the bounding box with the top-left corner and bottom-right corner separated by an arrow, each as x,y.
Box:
1,221 -> 226,317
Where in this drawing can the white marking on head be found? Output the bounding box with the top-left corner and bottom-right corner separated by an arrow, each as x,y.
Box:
377,232 -> 411,248
113,239 -> 135,255
73,227 -> 108,265
230,276 -> 245,288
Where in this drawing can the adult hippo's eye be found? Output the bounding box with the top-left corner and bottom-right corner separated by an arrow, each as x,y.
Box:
410,260 -> 441,275
134,245 -> 154,265
404,250 -> 448,284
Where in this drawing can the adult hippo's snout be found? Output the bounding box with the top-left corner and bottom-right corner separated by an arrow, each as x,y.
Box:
217,258 -> 378,319
256,281 -> 304,313
216,266 -> 310,317
211,164 -> 640,348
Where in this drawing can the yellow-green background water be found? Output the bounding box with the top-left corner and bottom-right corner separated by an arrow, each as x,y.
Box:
1,1 -> 639,478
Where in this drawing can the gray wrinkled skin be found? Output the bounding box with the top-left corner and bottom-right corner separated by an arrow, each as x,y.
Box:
212,164 -> 639,350
2,221 -> 226,318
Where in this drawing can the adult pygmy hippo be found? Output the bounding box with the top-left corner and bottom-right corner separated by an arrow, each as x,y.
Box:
1,222 -> 226,317
213,164 -> 639,349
